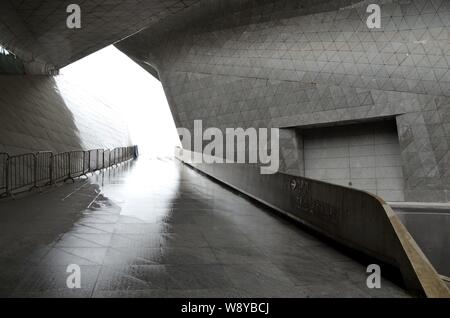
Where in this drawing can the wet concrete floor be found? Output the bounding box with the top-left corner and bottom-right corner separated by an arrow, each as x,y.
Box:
0,158 -> 410,297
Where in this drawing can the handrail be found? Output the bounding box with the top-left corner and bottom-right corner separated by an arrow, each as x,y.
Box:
0,145 -> 138,197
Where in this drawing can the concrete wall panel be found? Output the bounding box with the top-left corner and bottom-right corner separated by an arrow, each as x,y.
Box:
0,75 -> 132,155
303,121 -> 404,201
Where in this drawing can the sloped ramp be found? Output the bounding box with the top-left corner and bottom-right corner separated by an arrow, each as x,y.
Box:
176,148 -> 450,297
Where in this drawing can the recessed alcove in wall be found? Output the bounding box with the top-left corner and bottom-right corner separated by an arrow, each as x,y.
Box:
298,120 -> 405,202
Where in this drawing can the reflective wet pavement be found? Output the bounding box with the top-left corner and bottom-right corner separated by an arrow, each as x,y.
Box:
0,158 -> 410,297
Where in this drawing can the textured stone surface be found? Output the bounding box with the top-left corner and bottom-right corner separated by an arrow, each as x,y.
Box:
0,75 -> 131,155
0,0 -> 203,73
116,0 -> 450,202
0,158 -> 410,297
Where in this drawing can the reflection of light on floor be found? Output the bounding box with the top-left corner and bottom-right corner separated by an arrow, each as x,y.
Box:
93,158 -> 180,223
0,157 -> 410,297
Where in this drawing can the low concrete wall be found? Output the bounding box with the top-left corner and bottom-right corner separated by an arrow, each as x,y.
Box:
176,147 -> 450,298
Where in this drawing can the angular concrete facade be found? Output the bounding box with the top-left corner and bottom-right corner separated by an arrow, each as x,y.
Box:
1,0 -> 450,202
0,75 -> 132,154
115,0 -> 450,202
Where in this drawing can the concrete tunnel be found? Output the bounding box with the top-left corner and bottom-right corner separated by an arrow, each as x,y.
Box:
0,0 -> 449,299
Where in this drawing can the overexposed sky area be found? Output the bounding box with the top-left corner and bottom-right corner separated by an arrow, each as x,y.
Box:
60,45 -> 180,157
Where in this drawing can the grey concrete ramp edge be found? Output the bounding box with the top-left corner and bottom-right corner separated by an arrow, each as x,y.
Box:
175,148 -> 450,298
381,203 -> 450,297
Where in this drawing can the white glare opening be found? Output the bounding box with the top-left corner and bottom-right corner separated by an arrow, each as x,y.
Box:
59,45 -> 180,158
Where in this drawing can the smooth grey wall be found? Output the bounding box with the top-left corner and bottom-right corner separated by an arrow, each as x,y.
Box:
302,121 -> 404,201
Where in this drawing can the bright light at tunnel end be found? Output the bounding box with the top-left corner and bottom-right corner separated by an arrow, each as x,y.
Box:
59,45 -> 180,158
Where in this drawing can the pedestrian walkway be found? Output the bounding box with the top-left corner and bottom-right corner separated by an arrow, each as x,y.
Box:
0,158 -> 409,297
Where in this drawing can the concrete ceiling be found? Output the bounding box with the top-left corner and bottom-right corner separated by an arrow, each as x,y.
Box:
0,0 -> 366,74
0,0 -> 201,73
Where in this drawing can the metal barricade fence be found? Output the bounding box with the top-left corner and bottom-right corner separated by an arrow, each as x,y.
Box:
69,151 -> 85,178
111,148 -> 118,166
114,148 -> 118,166
116,148 -> 121,163
0,153 -> 8,196
116,148 -> 120,164
53,152 -> 70,183
83,150 -> 89,174
7,153 -> 35,193
88,149 -> 98,172
97,149 -> 104,170
109,149 -> 114,167
0,146 -> 137,196
35,152 -> 52,187
104,149 -> 110,168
